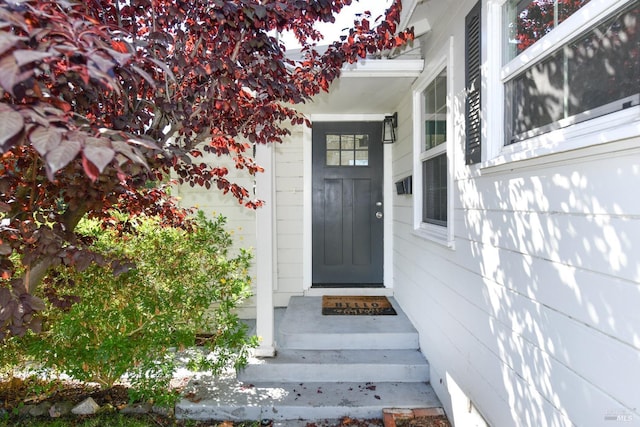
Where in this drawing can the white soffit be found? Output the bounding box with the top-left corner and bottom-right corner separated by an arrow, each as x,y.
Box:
298,59 -> 424,115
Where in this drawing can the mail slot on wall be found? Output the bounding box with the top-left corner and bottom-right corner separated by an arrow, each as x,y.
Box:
395,176 -> 412,195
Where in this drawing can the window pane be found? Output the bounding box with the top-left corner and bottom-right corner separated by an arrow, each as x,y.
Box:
424,69 -> 447,151
435,73 -> 447,111
355,150 -> 369,166
506,51 -> 565,139
424,83 -> 436,115
326,133 -> 370,166
326,150 -> 340,166
341,135 -> 355,150
341,150 -> 355,166
355,134 -> 369,148
567,6 -> 640,116
425,121 -> 447,149
422,153 -> 447,226
326,135 -> 340,150
505,4 -> 640,143
558,0 -> 592,25
504,0 -> 591,62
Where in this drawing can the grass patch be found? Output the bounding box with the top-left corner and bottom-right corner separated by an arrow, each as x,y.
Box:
1,413 -> 164,427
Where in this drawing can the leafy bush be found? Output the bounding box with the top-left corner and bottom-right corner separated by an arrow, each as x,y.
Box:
6,211 -> 256,405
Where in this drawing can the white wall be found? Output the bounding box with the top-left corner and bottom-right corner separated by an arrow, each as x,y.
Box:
174,151 -> 258,318
274,127 -> 306,306
175,127 -> 308,314
392,1 -> 640,426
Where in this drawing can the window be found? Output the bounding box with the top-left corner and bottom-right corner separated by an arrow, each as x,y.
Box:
412,43 -> 454,245
325,134 -> 369,166
504,0 -> 592,61
422,154 -> 447,226
421,69 -> 448,227
502,0 -> 640,144
413,38 -> 454,246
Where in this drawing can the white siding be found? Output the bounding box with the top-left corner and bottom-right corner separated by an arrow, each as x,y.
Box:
175,129 -> 307,313
274,127 -> 306,306
175,151 -> 258,317
392,1 -> 640,426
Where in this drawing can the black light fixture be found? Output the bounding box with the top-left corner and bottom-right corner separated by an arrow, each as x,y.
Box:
382,112 -> 398,144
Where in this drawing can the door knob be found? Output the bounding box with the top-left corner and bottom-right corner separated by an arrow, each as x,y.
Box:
376,212 -> 383,219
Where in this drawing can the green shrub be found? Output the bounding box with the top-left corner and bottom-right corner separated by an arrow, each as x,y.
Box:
9,211 -> 256,405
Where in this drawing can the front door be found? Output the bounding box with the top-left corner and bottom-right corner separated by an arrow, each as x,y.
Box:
312,121 -> 384,286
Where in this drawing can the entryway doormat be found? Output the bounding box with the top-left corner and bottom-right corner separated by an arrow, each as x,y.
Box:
322,295 -> 397,315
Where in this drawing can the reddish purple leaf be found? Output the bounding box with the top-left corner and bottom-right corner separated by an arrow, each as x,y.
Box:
105,48 -> 132,66
113,141 -> 149,167
0,105 -> 23,150
127,138 -> 160,151
82,153 -> 100,181
131,65 -> 156,87
30,126 -> 62,156
22,294 -> 46,312
13,49 -> 53,66
0,33 -> 24,57
89,53 -> 114,73
83,138 -> 115,173
45,139 -> 82,177
0,55 -> 32,95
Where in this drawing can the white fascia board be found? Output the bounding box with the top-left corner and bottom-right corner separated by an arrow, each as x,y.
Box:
399,0 -> 420,30
340,59 -> 424,78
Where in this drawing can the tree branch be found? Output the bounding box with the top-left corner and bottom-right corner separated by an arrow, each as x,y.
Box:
24,259 -> 54,294
23,202 -> 88,294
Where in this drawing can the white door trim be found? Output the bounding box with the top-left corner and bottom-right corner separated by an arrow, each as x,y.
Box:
302,114 -> 394,294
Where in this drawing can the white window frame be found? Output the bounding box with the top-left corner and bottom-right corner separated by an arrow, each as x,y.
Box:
412,38 -> 455,247
484,0 -> 640,168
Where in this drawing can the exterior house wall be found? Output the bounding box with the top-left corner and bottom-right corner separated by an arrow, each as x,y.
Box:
274,127 -> 306,306
174,152 -> 258,318
392,1 -> 640,426
175,129 -> 308,315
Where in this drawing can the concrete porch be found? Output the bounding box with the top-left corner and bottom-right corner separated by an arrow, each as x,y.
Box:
175,296 -> 442,422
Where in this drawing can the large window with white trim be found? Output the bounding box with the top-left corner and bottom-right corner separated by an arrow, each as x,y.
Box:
413,48 -> 454,245
421,69 -> 448,226
501,0 -> 639,145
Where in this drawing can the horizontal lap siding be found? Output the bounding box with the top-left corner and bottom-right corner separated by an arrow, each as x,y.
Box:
175,152 -> 258,317
392,1 -> 640,425
274,130 -> 305,305
454,209 -> 640,283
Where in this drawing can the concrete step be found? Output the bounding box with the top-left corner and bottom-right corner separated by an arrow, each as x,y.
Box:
237,349 -> 430,383
278,296 -> 419,350
176,374 -> 440,421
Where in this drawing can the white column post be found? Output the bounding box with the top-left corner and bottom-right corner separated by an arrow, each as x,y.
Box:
254,143 -> 276,357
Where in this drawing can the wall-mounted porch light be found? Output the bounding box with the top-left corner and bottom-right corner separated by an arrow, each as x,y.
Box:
382,112 -> 398,144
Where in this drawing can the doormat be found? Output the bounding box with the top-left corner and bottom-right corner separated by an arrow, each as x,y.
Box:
322,296 -> 397,315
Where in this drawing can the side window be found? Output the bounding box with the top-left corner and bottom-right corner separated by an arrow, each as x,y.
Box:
412,38 -> 454,247
422,70 -> 448,227
502,0 -> 640,144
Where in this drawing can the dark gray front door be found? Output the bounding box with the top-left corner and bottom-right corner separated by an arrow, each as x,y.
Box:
312,121 -> 384,286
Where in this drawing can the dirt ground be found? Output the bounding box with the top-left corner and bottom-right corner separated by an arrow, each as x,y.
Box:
0,377 -> 130,411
